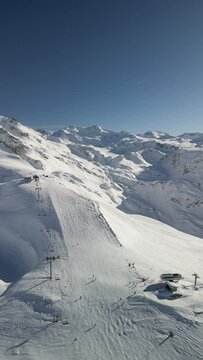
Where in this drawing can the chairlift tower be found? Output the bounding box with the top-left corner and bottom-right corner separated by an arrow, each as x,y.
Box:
192,272 -> 200,288
36,186 -> 41,201
46,255 -> 60,279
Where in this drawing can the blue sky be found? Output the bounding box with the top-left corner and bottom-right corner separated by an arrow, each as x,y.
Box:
0,0 -> 203,134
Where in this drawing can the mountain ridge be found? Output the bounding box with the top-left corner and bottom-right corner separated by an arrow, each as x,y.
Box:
1,115 -> 202,238
0,114 -> 203,359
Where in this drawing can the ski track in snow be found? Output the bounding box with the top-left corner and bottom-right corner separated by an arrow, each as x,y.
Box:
0,177 -> 202,359
0,117 -> 203,359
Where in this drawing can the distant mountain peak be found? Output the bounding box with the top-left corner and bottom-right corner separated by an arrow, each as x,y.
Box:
141,130 -> 174,139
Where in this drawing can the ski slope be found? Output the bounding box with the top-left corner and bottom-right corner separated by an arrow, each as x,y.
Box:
0,116 -> 203,359
0,174 -> 202,359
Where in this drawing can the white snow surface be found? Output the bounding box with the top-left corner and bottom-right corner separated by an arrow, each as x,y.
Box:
0,115 -> 203,359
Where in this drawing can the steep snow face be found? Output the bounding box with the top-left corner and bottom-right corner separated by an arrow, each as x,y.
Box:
0,116 -> 50,170
0,179 -> 48,282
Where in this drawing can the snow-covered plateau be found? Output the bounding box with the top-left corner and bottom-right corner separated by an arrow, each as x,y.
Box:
0,115 -> 203,359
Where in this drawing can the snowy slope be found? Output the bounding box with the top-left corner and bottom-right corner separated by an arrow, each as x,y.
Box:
3,116 -> 202,238
0,116 -> 203,359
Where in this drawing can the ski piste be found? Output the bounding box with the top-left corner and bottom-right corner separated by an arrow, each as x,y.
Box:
0,115 -> 203,360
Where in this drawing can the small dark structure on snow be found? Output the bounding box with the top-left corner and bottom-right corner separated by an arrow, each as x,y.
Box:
33,175 -> 39,181
24,176 -> 32,181
160,273 -> 182,282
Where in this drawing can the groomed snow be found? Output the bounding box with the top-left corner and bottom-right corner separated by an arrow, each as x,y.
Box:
0,116 -> 203,359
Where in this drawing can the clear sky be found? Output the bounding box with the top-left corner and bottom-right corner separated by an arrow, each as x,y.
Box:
0,0 -> 203,134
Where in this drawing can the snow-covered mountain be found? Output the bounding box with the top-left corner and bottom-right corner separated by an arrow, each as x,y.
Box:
2,115 -> 202,238
0,115 -> 203,359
